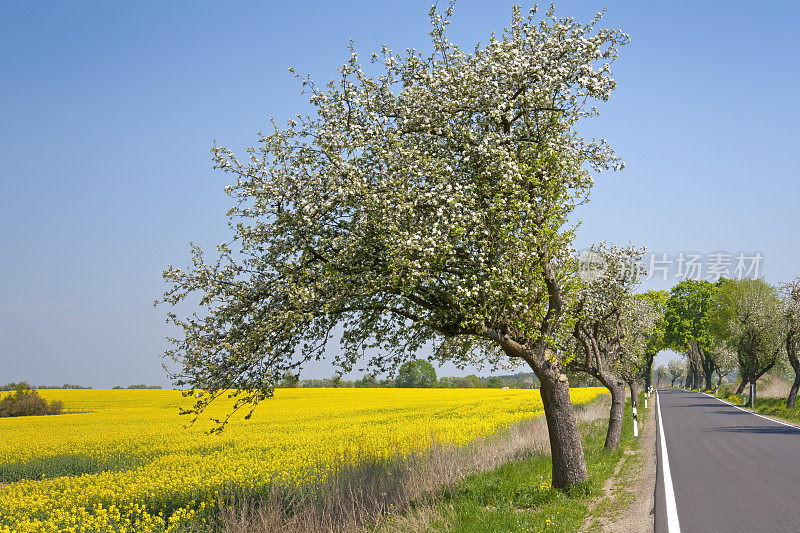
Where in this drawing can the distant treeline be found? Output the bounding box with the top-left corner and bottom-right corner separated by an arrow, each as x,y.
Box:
1,382 -> 163,391
3,371 -> 604,392
278,368 -> 601,389
0,381 -> 82,391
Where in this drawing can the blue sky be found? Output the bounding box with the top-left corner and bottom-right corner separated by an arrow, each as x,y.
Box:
2,1 -> 798,387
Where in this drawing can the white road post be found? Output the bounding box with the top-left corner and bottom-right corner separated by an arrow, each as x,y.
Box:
633,406 -> 639,437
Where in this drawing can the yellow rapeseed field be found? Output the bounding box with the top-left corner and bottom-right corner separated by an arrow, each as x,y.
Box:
0,387 -> 607,532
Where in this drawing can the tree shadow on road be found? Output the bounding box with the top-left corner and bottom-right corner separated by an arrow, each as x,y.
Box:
675,403 -> 728,408
703,409 -> 754,416
710,425 -> 800,435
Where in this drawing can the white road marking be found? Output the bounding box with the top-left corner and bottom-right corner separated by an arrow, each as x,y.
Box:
656,391 -> 681,532
699,392 -> 800,431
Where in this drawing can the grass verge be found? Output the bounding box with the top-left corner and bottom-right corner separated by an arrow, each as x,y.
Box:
714,390 -> 800,426
384,394 -> 647,533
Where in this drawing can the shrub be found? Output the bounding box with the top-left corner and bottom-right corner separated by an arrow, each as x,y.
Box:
0,386 -> 63,417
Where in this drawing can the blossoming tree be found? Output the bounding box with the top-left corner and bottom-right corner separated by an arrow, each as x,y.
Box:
569,242 -> 647,448
710,278 -> 786,401
781,277 -> 800,407
619,294 -> 660,406
637,289 -> 668,391
159,4 -> 628,488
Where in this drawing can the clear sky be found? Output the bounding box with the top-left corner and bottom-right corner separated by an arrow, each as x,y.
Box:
2,1 -> 798,387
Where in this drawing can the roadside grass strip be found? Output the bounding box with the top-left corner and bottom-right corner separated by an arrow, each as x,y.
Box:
402,394 -> 647,532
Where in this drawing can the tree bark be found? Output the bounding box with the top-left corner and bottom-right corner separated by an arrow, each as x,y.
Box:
684,356 -> 698,390
594,370 -> 625,449
702,358 -> 715,391
535,366 -> 589,489
628,377 -> 639,408
787,333 -> 800,408
788,375 -> 800,408
488,327 -> 588,490
736,371 -> 751,395
643,351 -> 656,391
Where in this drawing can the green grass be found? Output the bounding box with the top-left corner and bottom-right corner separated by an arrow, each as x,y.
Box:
717,391 -> 800,426
750,397 -> 800,424
414,395 -> 645,532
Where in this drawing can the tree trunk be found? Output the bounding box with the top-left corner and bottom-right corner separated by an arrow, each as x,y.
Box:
643,352 -> 656,391
736,372 -> 750,395
628,377 -> 639,408
703,363 -> 714,391
595,370 -> 625,449
788,375 -> 800,408
685,358 -> 698,390
535,367 -> 589,489
605,385 -> 625,449
787,339 -> 800,408
671,376 -> 677,387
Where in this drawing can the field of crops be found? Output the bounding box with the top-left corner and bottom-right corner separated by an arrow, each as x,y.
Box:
0,387 -> 607,532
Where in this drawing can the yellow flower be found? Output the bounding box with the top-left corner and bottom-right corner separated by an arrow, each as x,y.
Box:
1,387 -> 606,531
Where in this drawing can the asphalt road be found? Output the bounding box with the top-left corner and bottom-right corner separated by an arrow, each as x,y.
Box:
655,389 -> 800,533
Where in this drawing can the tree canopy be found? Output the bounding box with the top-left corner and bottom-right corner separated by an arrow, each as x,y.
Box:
395,359 -> 437,388
664,280 -> 718,389
636,289 -> 668,389
160,3 -> 628,488
710,278 -> 786,396
568,242 -> 650,448
780,277 -> 800,406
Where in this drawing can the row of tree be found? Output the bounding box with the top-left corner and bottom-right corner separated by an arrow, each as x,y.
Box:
652,277 -> 800,407
278,363 -> 542,389
1,382 -> 164,391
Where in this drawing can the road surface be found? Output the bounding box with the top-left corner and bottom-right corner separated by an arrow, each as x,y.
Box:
655,388 -> 800,532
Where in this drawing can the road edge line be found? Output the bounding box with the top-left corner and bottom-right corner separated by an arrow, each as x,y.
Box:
699,392 -> 800,430
656,390 -> 681,533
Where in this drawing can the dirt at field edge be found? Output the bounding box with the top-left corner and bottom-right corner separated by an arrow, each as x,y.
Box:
582,400 -> 656,532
